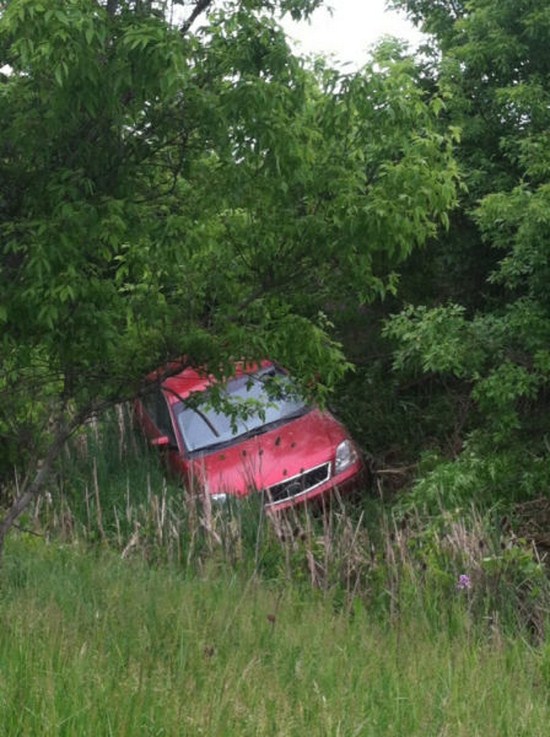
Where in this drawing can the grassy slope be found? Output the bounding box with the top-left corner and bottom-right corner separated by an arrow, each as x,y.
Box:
1,539 -> 548,737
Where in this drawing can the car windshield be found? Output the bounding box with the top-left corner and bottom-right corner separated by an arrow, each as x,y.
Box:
174,367 -> 307,452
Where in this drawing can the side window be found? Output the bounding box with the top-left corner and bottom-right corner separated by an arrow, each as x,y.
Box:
156,391 -> 176,443
144,387 -> 176,444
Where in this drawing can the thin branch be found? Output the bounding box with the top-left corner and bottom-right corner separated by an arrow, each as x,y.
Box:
180,0 -> 215,35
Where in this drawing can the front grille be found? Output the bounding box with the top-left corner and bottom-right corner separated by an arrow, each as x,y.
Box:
264,462 -> 331,505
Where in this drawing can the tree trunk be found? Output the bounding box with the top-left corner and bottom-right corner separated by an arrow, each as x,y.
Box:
0,413 -> 86,562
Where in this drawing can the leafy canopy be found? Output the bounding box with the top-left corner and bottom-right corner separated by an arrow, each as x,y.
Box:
386,0 -> 550,505
0,1 -> 457,499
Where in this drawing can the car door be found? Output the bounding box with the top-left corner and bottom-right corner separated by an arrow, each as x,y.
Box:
140,387 -> 188,481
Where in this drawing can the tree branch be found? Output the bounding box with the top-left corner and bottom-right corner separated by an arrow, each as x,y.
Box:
180,0 -> 215,35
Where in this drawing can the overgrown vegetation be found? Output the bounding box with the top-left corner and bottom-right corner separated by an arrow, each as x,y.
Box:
1,0 -> 547,542
0,0 -> 458,547
14,411 -> 544,641
0,2 -> 548,727
383,0 -> 550,505
1,407 -> 548,733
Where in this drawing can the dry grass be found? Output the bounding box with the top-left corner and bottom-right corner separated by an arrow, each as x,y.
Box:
6,404 -> 547,639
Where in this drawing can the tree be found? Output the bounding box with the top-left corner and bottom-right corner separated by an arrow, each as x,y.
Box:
386,0 -> 550,506
0,0 -> 458,555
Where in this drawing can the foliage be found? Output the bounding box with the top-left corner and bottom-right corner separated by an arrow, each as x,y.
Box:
400,439 -> 550,513
383,0 -> 550,507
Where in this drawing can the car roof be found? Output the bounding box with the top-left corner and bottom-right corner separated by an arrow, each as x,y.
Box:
158,360 -> 273,403
163,367 -> 211,401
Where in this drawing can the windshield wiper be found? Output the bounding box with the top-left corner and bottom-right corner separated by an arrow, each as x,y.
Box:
189,407 -> 311,455
236,406 -> 310,441
164,387 -> 220,438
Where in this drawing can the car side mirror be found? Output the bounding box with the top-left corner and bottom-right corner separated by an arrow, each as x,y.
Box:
151,435 -> 172,449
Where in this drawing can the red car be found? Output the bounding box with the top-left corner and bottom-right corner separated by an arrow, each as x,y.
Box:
135,361 -> 363,510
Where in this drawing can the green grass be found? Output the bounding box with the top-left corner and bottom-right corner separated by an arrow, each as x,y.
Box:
2,409 -> 547,735
26,409 -> 549,644
1,538 -> 548,737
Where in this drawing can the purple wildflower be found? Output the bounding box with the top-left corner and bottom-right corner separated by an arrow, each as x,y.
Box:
456,574 -> 472,591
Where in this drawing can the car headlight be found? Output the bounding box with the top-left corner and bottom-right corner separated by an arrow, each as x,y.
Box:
334,440 -> 358,474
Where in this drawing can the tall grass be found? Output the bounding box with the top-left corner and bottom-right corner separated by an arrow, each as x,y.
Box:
1,408 -> 548,734
18,406 -> 546,640
1,539 -> 548,737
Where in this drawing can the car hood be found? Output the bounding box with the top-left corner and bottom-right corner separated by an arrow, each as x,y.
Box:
188,409 -> 347,496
